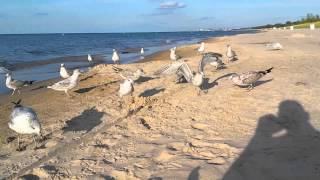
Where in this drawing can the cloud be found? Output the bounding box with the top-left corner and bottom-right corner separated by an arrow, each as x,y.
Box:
197,16 -> 216,21
34,12 -> 49,16
158,1 -> 186,9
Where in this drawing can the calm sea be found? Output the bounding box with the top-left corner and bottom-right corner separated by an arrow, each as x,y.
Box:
0,30 -> 255,93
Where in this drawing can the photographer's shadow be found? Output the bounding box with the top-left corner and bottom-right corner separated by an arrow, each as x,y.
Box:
223,100 -> 320,180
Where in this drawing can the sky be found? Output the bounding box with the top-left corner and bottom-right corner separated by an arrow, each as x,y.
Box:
0,0 -> 319,34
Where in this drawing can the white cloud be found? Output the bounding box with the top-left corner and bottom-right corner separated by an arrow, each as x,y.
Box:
159,1 -> 186,9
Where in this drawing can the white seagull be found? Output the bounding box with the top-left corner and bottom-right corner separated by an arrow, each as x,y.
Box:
118,74 -> 134,97
197,42 -> 205,54
140,48 -> 144,55
229,67 -> 273,90
226,45 -> 237,62
266,42 -> 283,50
47,69 -> 81,96
112,49 -> 120,64
9,99 -> 42,150
5,73 -> 34,96
170,47 -> 181,61
88,54 -> 93,62
60,64 -> 71,78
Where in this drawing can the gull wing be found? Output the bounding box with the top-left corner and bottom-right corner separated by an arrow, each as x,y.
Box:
51,78 -> 71,88
241,71 -> 262,84
199,53 -> 222,73
178,63 -> 193,83
153,61 -> 184,76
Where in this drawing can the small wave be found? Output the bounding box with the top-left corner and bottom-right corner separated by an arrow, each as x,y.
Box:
25,50 -> 46,55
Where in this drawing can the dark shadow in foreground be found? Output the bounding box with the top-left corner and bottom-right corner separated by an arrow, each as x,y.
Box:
62,107 -> 104,133
223,100 -> 320,180
187,166 -> 200,180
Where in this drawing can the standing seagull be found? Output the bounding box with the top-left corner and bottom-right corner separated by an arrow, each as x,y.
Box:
226,45 -> 237,62
229,67 -> 273,90
170,47 -> 181,61
88,54 -> 93,62
201,52 -> 225,70
140,48 -> 144,55
118,74 -> 134,97
5,73 -> 34,96
266,42 -> 283,50
8,99 -> 42,150
197,42 -> 205,54
112,49 -> 120,64
47,69 -> 81,96
60,64 -> 71,79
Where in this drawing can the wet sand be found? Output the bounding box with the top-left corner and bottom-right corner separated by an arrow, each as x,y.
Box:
1,29 -> 320,179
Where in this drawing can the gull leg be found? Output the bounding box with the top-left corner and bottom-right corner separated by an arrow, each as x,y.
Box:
17,135 -> 20,151
18,89 -> 21,95
11,89 -> 16,96
32,135 -> 38,149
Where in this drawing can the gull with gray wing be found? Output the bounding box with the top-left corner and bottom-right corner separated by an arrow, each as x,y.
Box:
229,67 -> 273,90
5,73 -> 34,96
154,57 -> 215,94
201,52 -> 225,70
47,69 -> 81,96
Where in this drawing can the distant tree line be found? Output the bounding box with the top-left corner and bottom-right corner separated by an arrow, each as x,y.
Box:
254,13 -> 320,29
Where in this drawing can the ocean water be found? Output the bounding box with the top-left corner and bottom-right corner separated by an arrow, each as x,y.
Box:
0,30 -> 255,93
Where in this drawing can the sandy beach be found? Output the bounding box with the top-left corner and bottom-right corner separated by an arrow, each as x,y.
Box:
1,29 -> 320,179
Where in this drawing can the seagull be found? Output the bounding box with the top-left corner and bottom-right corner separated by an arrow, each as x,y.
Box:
47,69 -> 81,96
226,45 -> 237,62
88,54 -> 93,62
140,48 -> 144,55
197,42 -> 205,54
201,52 -> 225,70
118,74 -> 134,97
5,73 -> 34,96
170,47 -> 181,61
266,42 -> 283,50
112,49 -> 120,64
8,99 -> 42,150
229,67 -> 273,90
112,65 -> 145,82
60,63 -> 71,79
154,58 -> 213,94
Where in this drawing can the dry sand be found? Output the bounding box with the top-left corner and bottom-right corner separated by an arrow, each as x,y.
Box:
1,29 -> 320,179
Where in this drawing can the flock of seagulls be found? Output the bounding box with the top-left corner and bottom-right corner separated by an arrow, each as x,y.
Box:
3,40 -> 278,151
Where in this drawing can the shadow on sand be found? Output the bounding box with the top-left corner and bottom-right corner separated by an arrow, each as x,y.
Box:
139,87 -> 165,97
62,107 -> 104,133
222,100 -> 320,180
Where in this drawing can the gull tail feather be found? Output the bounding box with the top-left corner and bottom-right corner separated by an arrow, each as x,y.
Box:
259,67 -> 273,75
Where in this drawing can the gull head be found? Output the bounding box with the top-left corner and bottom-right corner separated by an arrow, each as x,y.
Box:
136,68 -> 145,76
227,44 -> 231,48
127,78 -> 134,84
5,73 -> 10,77
113,49 -> 116,52
73,69 -> 81,75
61,63 -> 65,67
